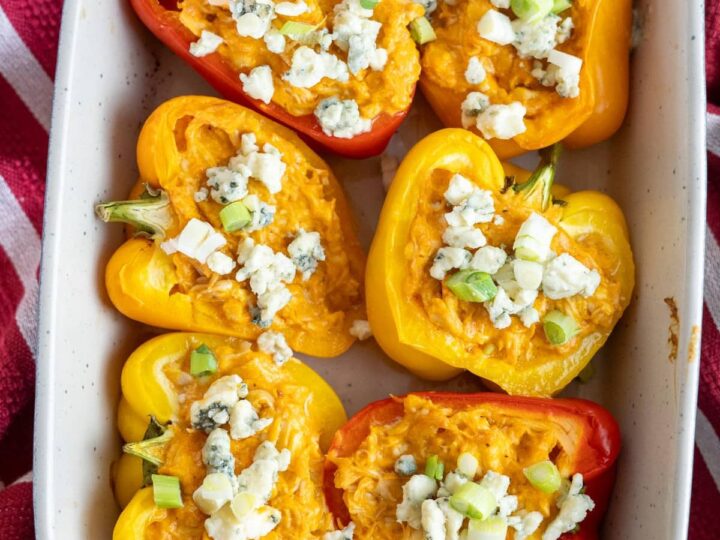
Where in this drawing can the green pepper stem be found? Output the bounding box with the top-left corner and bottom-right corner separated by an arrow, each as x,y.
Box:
95,186 -> 173,239
123,427 -> 173,466
512,143 -> 562,211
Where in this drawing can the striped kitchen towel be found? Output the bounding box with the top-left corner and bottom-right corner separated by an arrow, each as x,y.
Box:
0,0 -> 718,537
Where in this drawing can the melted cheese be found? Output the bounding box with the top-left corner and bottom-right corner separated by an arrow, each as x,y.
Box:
177,0 -> 423,120
330,395 -> 584,539
404,168 -> 623,367
144,342 -> 333,538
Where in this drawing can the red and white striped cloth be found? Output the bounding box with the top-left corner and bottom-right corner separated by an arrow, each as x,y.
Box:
0,0 -> 718,537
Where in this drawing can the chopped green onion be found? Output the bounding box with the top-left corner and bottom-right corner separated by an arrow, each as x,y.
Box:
543,310 -> 579,345
279,21 -> 315,35
360,0 -> 379,8
409,17 -> 436,45
467,516 -> 508,540
190,344 -> 218,376
123,428 -> 173,467
523,460 -> 562,493
95,185 -> 173,239
219,200 -> 251,232
577,361 -> 595,383
445,269 -> 498,303
511,0 -> 553,22
424,455 -> 445,480
151,474 -> 184,508
449,482 -> 497,520
552,0 -> 572,13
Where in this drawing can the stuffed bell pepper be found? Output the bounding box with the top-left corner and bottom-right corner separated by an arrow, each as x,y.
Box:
366,129 -> 634,395
325,392 -> 620,539
112,332 -> 351,538
417,0 -> 631,158
96,96 -> 368,358
130,0 -> 426,157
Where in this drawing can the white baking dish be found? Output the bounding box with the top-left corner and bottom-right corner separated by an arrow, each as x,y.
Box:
34,0 -> 707,537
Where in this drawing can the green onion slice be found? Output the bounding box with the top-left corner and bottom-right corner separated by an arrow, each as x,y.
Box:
511,0 -> 553,22
190,344 -> 218,377
523,460 -> 562,493
152,474 -> 184,508
409,17 -> 436,45
424,455 -> 445,480
279,21 -> 316,35
449,482 -> 497,520
219,200 -> 251,232
360,0 -> 379,8
552,0 -> 571,13
542,310 -> 579,345
467,515 -> 509,540
445,269 -> 498,303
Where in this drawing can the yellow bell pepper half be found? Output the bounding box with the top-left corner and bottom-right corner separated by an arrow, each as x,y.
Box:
367,129 -> 634,396
419,0 -> 632,159
98,96 -> 366,358
112,331 -> 347,537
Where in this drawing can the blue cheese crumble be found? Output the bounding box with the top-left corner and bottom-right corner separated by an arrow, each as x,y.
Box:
396,474 -> 437,528
229,399 -> 273,440
460,91 -> 490,129
464,56 -> 486,85
333,0 -> 388,74
287,228 -> 325,280
394,455 -> 417,476
190,375 -> 249,432
542,253 -> 600,299
283,46 -> 349,88
263,29 -> 286,53
542,474 -> 595,540
207,251 -> 237,275
206,165 -> 249,204
430,247 -> 471,280
190,30 -> 223,57
160,218 -> 227,264
257,331 -> 293,365
229,0 -> 275,39
228,134 -> 286,194
235,240 -> 296,325
314,97 -> 372,138
202,428 -> 237,480
240,65 -> 275,104
475,102 -> 527,140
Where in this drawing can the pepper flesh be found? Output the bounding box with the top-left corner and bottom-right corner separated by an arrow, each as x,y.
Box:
112,332 -> 347,535
102,96 -> 366,358
366,129 -> 634,395
129,0 -> 422,158
419,0 -> 631,159
324,392 -> 621,539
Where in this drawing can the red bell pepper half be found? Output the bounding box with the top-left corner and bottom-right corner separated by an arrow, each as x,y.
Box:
129,0 -> 411,158
324,392 -> 621,539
